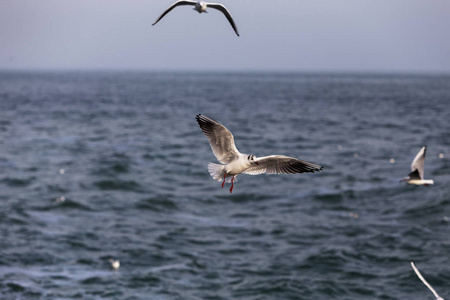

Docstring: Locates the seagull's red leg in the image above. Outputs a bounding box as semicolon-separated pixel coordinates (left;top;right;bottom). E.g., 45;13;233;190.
222;173;227;188
229;176;235;193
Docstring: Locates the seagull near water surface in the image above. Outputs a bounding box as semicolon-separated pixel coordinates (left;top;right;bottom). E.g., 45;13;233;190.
152;1;240;36
196;114;323;193
401;146;434;186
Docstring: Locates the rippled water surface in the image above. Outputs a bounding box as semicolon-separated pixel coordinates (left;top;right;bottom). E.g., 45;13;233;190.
0;71;449;299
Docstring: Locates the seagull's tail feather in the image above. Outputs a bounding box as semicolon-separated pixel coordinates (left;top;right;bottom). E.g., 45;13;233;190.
207;163;235;183
208;163;225;182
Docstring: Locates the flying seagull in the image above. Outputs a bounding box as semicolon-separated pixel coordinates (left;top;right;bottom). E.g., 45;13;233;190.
411;262;444;300
401;146;434;186
196;114;323;193
153;1;240;36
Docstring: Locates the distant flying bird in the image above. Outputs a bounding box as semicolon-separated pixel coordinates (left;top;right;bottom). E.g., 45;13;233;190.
196;114;323;193
411;262;444;300
152;1;240;36
401;146;434;186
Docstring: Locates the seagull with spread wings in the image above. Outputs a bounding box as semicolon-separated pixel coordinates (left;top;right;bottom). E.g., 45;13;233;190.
153;1;240;36
401;146;434;186
196;114;323;193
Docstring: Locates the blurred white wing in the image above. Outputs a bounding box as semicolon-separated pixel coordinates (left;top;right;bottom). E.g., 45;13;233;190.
410;146;427;180
196;114;240;164
411;262;444;300
243;155;323;175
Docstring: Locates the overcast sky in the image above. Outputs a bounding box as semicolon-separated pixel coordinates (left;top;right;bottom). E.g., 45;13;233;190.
1;0;450;73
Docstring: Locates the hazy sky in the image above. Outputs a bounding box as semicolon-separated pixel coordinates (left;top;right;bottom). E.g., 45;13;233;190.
1;0;450;73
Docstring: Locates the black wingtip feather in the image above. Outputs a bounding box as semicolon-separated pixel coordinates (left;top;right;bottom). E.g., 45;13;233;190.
196;114;207;126
196;114;218;127
196;114;222;138
282;160;323;174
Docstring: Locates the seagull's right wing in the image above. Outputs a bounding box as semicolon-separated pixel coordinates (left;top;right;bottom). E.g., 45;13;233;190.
207;3;240;36
152;0;197;26
410;146;427;180
243;155;323;175
411;262;444;300
196;114;240;164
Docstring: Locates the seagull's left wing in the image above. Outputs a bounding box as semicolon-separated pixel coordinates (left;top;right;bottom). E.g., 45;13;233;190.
196;114;241;164
411;146;427;180
152;0;197;26
207;3;240;36
243;155;323;175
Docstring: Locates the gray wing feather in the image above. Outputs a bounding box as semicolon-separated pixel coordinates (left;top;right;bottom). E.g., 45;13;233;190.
153;0;197;26
411;146;426;180
243;155;323;175
207;3;240;36
196;114;240;164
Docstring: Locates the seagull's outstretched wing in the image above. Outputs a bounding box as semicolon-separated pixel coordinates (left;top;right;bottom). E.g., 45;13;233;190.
207;3;240;36
243;155;323;175
152;0;197;26
196;114;240;164
410;146;427;180
411;262;444;300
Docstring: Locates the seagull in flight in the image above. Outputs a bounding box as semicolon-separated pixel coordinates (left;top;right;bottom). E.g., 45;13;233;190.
153;1;240;36
196;114;323;193
401;146;434;186
411;262;444;300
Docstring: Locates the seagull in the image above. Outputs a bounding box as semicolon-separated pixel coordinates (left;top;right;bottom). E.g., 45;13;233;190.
411;262;444;300
401;146;434;186
196;114;323;193
152;1;240;36
109;259;120;270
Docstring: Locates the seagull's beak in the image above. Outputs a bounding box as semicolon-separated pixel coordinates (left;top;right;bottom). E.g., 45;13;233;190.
254;161;259;165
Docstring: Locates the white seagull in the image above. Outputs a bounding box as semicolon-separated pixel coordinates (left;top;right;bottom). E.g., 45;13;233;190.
196;114;323;193
401;146;434;186
411;262;444;300
152;1;240;36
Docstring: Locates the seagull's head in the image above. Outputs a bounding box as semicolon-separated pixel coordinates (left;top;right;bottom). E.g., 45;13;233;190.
195;2;207;13
248;154;259;165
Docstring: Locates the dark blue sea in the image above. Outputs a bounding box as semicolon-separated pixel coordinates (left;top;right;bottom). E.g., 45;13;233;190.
0;71;449;300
